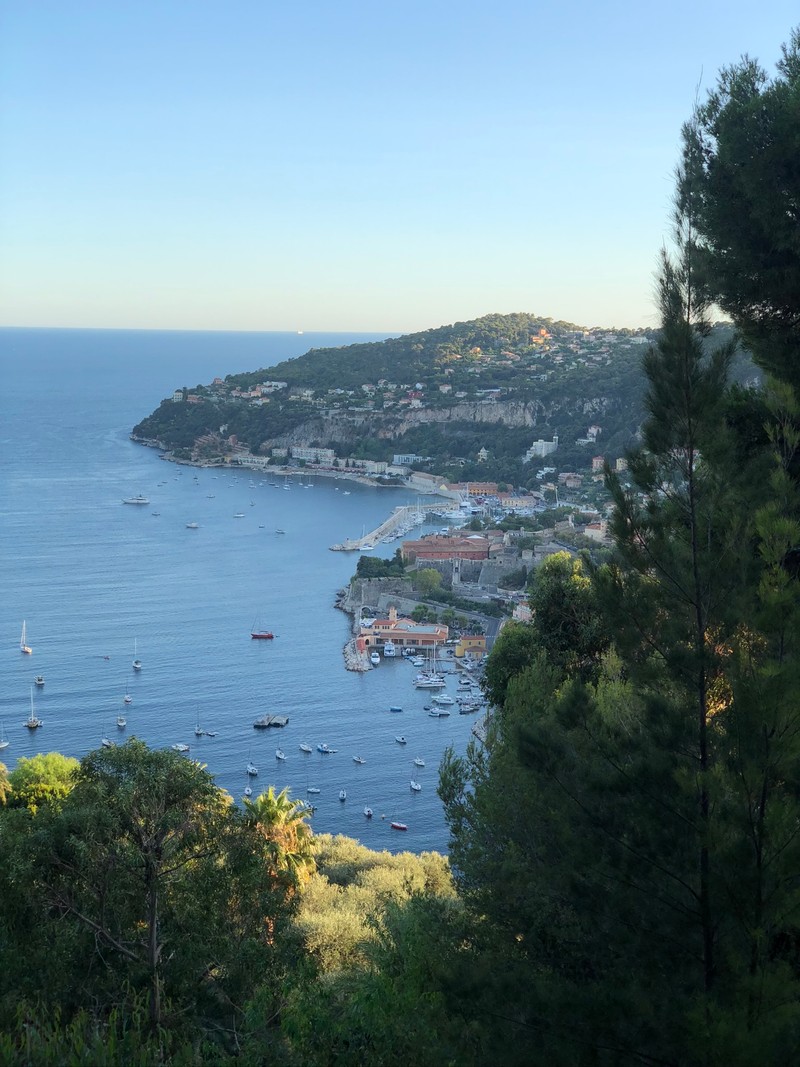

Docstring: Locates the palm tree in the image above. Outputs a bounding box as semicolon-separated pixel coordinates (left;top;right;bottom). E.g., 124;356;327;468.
242;786;315;892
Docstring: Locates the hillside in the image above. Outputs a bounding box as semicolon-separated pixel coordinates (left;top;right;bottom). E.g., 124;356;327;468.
132;313;750;486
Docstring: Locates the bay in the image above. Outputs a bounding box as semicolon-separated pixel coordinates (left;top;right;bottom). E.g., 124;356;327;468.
0;328;477;852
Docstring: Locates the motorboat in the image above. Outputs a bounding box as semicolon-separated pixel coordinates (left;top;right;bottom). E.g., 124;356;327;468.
243;786;252;797
429;708;451;717
246;762;258;776
370;652;381;666
413;757;425;767
185;522;200;529
317;743;336;753
390;822;408;831
364;807;373;818
339;789;347;801
395;736;407;745
383;641;397;657
353;755;366;764
389;705;403;714
122;494;150;505
275;748;286;760
307;786;321;795
34;675;44;687
432;693;455;706
299;742;313;753
172;743;190;752
410;780;422;792
414;674;446;689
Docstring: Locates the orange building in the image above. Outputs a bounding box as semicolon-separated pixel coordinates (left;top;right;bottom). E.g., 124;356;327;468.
402;535;491;563
359;606;448;650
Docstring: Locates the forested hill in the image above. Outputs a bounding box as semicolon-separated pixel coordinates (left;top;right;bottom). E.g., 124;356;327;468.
132;313;753;480
226;312;651;392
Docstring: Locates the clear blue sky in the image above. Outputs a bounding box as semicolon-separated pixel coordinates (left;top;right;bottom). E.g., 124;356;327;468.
1;2;796;333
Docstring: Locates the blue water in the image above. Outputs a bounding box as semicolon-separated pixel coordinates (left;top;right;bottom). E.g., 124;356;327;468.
0;328;476;852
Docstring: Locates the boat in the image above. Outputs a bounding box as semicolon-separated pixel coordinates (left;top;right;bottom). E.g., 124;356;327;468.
243;785;253;797
122;494;150;505
34;675;44;687
194;718;205;737
339;789;347;801
24;688;43;729
299;742;313;753
317;743;336;753
414;673;446;689
364;807;373;818
275;748;286;760
101;736;116;749
395;736;407;745
251;628;275;640
246;762;258;776
185;521;199;529
389;705;403;714
370;652;380;666
410;656;425;667
390;822;408;831
413;757;425;767
172;743;190;752
383;641;397;657
307;786;321;795
132;639;142;671
353;755;366;764
432;693;455;706
0;722;10;750
20;621;32;655
234;512;245;518
429;708;450;717
410;780;422;792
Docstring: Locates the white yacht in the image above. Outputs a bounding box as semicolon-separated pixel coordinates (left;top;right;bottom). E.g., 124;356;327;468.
383;641;397;657
370;651;381;666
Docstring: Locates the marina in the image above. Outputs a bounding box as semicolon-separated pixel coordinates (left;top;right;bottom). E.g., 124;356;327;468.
0;328;484;854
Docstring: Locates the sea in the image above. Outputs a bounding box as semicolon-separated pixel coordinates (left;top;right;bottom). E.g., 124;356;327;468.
0;328;480;854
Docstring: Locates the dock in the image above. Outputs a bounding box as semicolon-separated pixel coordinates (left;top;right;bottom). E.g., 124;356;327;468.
329;501;458;551
252;715;289;729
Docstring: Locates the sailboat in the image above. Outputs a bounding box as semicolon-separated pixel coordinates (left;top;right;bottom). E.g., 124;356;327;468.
132;639;142;671
123;679;132;705
24;688;43;729
20;621;32;655
0;722;9;750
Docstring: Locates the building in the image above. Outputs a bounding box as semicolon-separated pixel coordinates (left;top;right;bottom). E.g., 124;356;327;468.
592;455;605;472
524;435;559;461
359;606;448;650
454;635;487;659
290;446;335;465
402;535;492;563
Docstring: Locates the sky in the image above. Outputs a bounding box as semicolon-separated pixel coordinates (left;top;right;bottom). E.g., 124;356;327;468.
1;1;797;335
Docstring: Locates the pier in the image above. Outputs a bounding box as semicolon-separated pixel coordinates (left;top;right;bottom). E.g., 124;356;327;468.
329;500;458;552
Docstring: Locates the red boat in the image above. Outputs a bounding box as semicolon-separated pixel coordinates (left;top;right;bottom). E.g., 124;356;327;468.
251;631;274;640
390;821;408;831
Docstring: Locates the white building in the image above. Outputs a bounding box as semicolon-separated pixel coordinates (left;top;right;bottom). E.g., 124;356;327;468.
524;435;559;461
